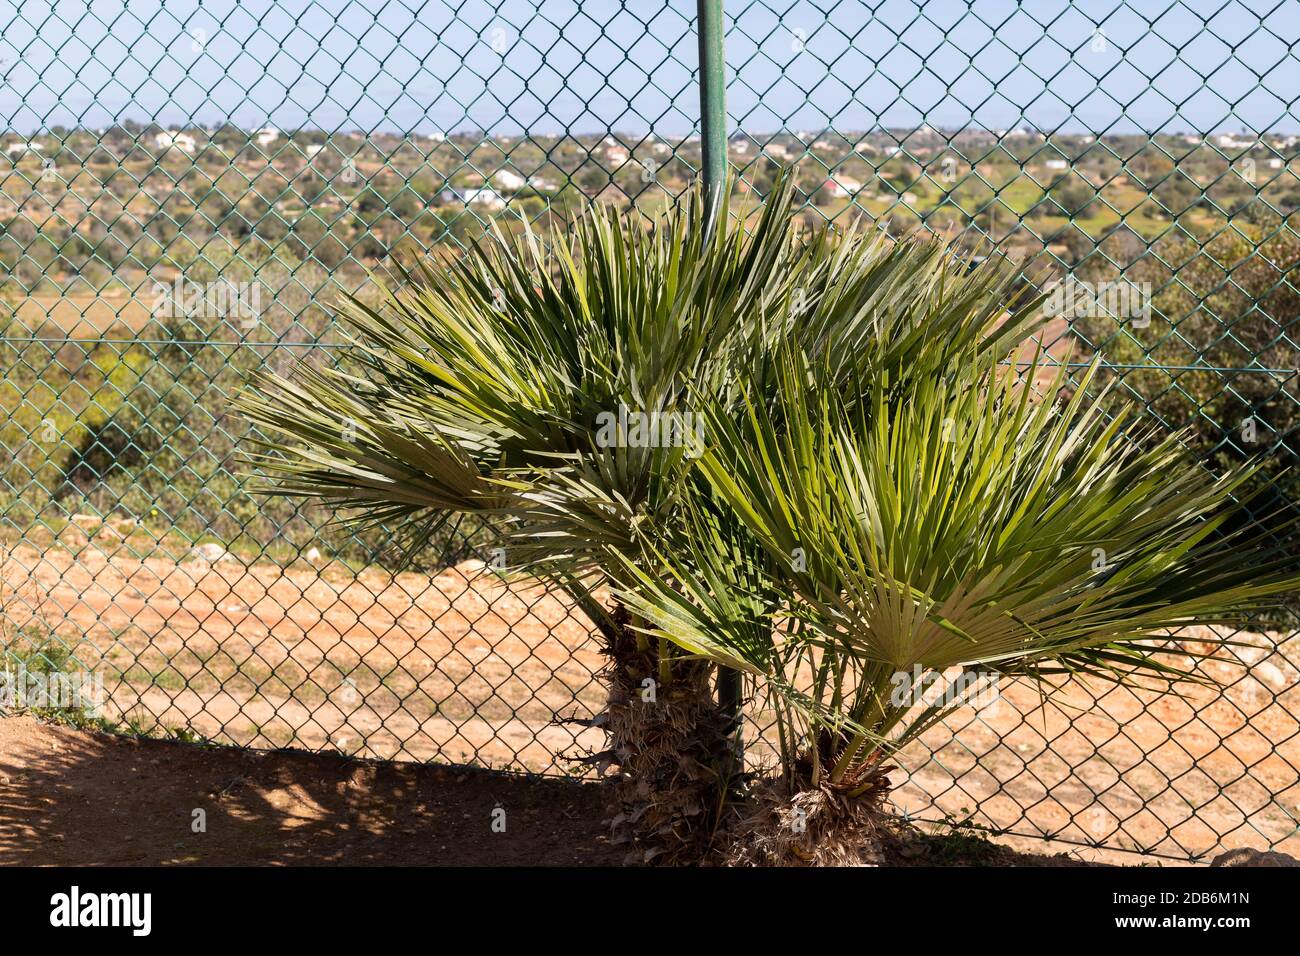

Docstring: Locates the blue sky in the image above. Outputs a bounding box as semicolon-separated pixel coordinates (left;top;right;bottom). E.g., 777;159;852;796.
0;0;1296;136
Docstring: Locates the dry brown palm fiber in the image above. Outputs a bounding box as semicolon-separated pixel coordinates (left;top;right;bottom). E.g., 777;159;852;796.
599;601;743;865
719;757;896;866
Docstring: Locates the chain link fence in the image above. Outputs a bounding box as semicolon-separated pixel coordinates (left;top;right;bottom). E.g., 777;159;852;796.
1;0;1297;861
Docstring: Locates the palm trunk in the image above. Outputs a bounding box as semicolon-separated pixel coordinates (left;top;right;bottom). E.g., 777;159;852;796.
721;728;896;866
600;601;742;865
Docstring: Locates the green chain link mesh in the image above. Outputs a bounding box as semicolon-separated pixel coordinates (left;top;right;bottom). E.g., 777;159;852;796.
0;0;1297;861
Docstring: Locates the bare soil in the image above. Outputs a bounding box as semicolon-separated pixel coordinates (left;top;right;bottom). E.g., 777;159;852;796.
0;713;1099;866
13;294;156;339
2;531;1297;862
1;535;609;772
0;713;621;866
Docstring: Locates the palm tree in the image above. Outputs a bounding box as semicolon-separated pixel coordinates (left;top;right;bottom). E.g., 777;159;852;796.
606;343;1300;863
242;177;1295;864
237;177;1044;862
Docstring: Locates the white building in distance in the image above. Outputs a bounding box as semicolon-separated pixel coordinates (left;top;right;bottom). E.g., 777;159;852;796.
155;130;197;153
492;168;527;191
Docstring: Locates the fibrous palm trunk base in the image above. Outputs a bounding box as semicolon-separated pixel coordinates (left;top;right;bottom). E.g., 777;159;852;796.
601;603;742;865
719;752;896;866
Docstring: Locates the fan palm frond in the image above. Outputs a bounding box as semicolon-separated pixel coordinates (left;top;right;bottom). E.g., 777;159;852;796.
611;344;1299;781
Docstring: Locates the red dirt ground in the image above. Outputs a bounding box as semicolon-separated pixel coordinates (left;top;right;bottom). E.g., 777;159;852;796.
0;713;1107;866
3;530;1297;862
0;713;621;866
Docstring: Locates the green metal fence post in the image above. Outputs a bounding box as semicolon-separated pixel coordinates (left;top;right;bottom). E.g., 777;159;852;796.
697;0;728;219
697;0;743;751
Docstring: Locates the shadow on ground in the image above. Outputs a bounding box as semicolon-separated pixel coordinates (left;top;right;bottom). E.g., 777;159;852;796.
0;714;621;865
1;713;1112;866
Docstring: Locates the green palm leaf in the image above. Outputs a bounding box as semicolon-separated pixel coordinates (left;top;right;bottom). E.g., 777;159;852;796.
610;343;1299;779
